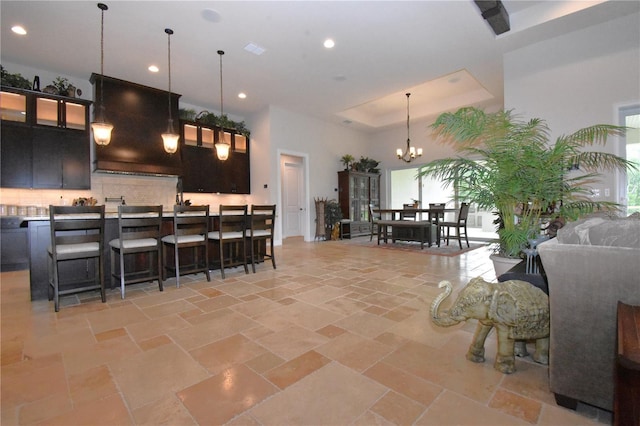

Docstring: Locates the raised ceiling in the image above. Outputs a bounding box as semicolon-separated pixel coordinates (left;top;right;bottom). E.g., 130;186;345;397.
1;1;637;131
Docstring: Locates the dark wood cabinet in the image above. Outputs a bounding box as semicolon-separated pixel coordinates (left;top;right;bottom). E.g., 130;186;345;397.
92;74;182;176
0;86;91;189
180;120;250;194
0;218;29;272
338;171;381;238
32;127;90;189
1;122;32;188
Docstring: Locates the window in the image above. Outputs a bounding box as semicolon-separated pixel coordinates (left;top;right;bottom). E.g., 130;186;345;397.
389;167;497;240
619;105;640;215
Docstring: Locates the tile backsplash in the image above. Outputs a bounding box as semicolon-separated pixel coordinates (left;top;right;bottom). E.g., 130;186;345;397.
0;173;250;213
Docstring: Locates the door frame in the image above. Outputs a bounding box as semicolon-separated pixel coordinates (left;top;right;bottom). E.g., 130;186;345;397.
277;149;311;243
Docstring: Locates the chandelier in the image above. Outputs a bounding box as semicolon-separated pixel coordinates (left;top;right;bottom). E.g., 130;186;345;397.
396;93;422;163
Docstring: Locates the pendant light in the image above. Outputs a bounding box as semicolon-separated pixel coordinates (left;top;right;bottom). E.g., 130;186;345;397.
396;93;423;163
91;2;113;146
214;50;230;161
161;28;179;154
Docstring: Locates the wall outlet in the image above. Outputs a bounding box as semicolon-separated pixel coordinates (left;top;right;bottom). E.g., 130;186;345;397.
604;188;610;197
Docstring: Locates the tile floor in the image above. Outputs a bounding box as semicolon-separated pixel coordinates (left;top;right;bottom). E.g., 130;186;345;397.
1;237;610;425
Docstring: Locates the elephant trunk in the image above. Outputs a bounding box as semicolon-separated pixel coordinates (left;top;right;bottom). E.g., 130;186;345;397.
430;280;461;327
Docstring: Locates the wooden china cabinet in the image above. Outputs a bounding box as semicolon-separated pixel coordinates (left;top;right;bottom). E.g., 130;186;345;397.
337;170;380;238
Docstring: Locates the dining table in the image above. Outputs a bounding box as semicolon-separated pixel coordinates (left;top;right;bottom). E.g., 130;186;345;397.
372;207;458;247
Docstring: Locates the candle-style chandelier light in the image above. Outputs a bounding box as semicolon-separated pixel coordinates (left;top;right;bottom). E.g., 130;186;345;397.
396;93;423;163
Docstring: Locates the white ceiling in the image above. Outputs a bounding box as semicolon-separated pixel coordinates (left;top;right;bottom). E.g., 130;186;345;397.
1;1;637;131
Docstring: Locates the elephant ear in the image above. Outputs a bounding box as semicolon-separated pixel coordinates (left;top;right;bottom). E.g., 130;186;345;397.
488;290;518;326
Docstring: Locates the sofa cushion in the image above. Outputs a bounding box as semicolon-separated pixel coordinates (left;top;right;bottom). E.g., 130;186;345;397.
557;215;640;248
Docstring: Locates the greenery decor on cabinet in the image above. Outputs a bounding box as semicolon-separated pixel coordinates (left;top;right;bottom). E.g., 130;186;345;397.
179;108;250;137
417;107;635;259
0;65;31;89
340;154;355;171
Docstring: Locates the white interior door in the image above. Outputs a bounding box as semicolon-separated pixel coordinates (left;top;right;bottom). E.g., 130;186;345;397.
283;160;304;237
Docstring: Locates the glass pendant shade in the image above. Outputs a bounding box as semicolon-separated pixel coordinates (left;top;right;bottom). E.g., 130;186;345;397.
162;118;179;154
215;139;230;160
91;120;113;146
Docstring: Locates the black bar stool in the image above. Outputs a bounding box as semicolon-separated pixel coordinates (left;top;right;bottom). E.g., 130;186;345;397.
48;205;106;312
109;205;163;298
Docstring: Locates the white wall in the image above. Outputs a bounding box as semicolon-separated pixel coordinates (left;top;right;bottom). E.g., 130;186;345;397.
260;106;370;242
504;12;640;204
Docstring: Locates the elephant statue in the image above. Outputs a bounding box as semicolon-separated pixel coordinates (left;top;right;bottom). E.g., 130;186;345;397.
430;277;550;374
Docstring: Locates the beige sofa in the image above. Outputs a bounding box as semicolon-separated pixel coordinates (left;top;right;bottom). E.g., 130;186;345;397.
538;214;640;412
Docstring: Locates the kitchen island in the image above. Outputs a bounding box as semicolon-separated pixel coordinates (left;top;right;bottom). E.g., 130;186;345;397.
24;211;264;300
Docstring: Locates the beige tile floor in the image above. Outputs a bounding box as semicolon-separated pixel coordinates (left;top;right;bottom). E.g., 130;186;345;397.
1;237;610;425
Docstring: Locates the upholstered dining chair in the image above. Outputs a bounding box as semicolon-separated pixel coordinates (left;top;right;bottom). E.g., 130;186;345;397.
48;205;106;312
208;205;249;279
109;205;163;299
246;204;276;273
440;202;470;249
161;205;210;287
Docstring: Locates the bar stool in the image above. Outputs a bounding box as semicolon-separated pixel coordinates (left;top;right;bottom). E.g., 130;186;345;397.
208;205;249;279
161;205;210;287
247;204;276;273
48;205;106;312
109;205;163;299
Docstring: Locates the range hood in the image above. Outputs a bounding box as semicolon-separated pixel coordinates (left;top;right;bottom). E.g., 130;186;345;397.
91;74;182;176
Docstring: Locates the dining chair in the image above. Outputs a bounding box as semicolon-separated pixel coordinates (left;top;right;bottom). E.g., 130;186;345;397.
161;205;210;287
208;205;249;279
246;204;276;273
109;205;163;299
48;205;106;312
440;202;470;249
368;204;381;241
428;203;446;246
400;203;417;220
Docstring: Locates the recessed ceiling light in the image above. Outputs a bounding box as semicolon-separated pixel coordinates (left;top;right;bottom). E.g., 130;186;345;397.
148;65;159;73
238;93;247;99
244;42;265;56
324;38;335;49
11;25;27;35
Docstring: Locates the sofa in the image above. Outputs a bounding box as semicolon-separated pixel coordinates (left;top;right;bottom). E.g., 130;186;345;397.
537;213;640;412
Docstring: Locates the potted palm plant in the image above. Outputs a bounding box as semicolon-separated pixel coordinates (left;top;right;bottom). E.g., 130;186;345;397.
417;107;634;274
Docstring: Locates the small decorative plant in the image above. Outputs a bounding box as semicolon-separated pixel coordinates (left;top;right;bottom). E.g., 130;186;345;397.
0;65;32;89
353;156;381;173
340;154;355;170
324;199;343;240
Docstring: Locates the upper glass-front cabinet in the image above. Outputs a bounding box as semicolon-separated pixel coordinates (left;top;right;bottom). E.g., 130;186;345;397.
180;120;248;152
0;91;27;122
1;87;89;130
36;97;87;130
